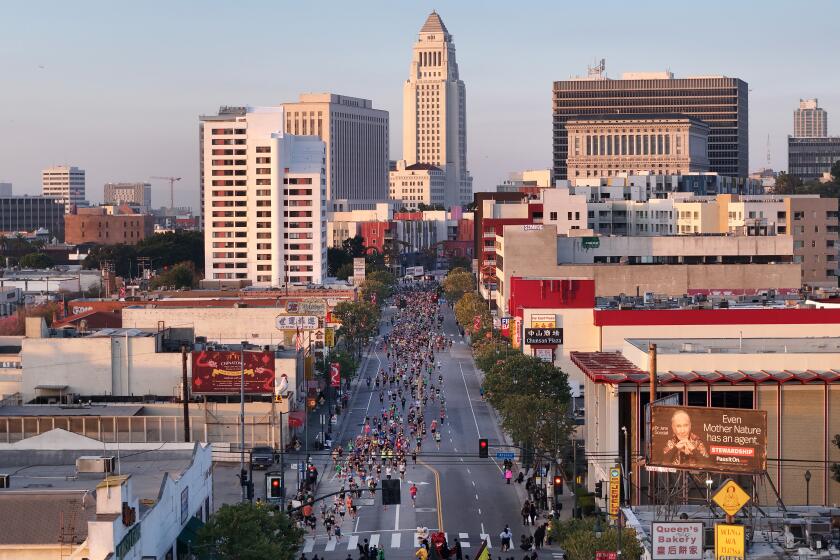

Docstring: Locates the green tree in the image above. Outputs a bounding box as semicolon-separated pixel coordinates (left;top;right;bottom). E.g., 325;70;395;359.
448;255;471;271
149;262;196;289
136;230;205;270
443;270;475;304
341;235;367;258
82;244;138;277
473;339;518;372
832;160;840;184
194;502;303;560
360;279;389;306
483;354;574;463
551;517;642;560
454;292;490;332
318;350;359;382
367;269;396;288
333;300;380;357
335;262;354;281
773;172;803;194
327;247;352;276
18;252;53;269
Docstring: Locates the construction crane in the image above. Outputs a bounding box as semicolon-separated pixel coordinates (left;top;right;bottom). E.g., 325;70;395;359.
150;176;182;209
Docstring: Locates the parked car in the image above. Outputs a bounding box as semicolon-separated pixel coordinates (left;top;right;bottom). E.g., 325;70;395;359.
249;446;275;469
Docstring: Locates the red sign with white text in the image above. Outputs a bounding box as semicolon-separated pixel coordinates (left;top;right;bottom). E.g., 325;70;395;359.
330;362;340;388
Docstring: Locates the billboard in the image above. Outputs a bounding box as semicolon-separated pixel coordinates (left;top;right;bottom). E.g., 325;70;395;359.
649;406;767;474
191;350;276;395
524;328;564;345
651;522;703;560
530;314;556;328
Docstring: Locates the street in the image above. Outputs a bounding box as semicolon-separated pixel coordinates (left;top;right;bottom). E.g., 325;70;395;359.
300;297;544;559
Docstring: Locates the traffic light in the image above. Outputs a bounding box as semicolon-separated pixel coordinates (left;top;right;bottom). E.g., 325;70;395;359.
553;475;564;496
594;481;603;498
268;475;283;499
478;438;489;458
382;478;401;505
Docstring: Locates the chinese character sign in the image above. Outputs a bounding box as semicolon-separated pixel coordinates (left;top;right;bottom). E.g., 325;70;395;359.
275;315;319;330
651;522;703;560
191;350;276;395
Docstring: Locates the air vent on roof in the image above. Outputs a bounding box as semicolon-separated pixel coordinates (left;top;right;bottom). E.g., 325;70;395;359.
76;456;115;474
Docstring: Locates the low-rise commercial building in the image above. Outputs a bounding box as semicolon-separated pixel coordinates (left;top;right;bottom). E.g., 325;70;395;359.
0;429;212;560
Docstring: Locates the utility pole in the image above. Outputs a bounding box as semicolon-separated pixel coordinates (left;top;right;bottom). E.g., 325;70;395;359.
181;345;191;442
240;342;247;502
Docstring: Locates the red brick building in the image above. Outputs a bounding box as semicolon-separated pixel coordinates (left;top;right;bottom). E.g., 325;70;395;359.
65;207;154;245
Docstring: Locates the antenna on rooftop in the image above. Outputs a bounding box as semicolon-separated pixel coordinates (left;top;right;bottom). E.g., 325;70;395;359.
766;134;771;169
587;58;606;79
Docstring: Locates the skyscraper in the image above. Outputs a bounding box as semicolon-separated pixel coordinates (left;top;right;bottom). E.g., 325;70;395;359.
282;93;389;211
41;165;87;212
793;99;828;138
402;11;472;208
553;68;749;180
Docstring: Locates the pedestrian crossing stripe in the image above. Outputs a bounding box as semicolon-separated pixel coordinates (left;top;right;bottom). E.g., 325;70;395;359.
303;532;492;553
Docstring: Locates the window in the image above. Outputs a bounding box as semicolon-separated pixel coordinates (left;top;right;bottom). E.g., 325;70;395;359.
549;212;557;221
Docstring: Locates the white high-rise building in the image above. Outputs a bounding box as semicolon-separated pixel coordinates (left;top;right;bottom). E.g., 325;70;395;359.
202;107;327;287
42;165;86;212
793;99;828;138
402;11;472;208
282;93;389;211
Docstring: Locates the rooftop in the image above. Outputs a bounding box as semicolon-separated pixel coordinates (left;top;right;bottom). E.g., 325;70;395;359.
420;11;449;35
627;337;840;355
0;404;144;417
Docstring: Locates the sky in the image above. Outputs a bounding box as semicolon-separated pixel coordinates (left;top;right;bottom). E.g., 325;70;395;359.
1;0;839;210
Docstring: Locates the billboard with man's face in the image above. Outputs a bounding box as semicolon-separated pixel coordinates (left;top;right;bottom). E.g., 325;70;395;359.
649;405;767;474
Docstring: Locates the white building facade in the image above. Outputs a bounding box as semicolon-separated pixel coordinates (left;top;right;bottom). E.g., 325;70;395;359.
389;160;445;209
202;106;327;287
41;165;86;212
283;93;389;210
402;11;472;208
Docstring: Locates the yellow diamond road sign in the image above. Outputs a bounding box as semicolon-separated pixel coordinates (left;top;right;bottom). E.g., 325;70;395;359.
712;479;750;517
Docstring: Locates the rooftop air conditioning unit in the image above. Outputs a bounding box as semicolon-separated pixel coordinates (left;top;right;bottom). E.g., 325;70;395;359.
76;456;115;474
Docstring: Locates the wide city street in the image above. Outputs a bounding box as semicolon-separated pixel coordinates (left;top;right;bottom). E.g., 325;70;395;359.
300;289;539;559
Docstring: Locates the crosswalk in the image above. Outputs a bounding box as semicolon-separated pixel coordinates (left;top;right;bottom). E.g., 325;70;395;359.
302;532;493;553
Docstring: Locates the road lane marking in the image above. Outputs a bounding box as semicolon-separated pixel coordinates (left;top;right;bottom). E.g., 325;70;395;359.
391;533;401;548
481;523;485;535
472;481;476;487
419;459;444;530
369;534;379;548
355;515;360;533
394;504;400;531
325;537;337;551
478;508;481;515
460;533;470;547
475;494;479;500
348;535;359;551
303;538;315;552
459;361;481;436
480;534;492;548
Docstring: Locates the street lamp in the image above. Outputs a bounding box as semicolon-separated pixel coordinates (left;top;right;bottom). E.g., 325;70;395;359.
705;476;714;505
804;470;812;506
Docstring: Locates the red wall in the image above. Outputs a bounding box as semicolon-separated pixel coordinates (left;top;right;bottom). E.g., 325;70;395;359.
508;277;596;318
359;221;393;254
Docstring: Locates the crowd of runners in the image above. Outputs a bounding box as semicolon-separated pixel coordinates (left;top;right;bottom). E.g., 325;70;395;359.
302;286;452;540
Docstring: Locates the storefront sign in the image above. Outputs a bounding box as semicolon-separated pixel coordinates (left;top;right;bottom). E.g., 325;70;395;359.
530;314;556;329
608;465;621;517
714;524;745;560
523;224;543;231
649;406;767;474
581;237;600;249
324;327;335;347
524;328;563;345
191;350;276;395
651;522;703;560
534;348;553;362
275;315;319;330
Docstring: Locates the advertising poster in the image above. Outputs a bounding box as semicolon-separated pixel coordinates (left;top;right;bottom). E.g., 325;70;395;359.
530;314;556;328
330;362;340;388
651;522;703;560
649;406;767;474
191;350;276;395
512;316;522;349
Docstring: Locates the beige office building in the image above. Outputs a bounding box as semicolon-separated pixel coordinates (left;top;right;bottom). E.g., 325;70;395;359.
388;160;445;209
794;98;828;138
41;165;87;212
566;115;710;178
402;11;472;208
283;93;389;210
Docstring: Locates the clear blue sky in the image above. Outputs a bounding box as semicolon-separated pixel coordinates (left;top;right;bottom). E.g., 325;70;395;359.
2;0;839;209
